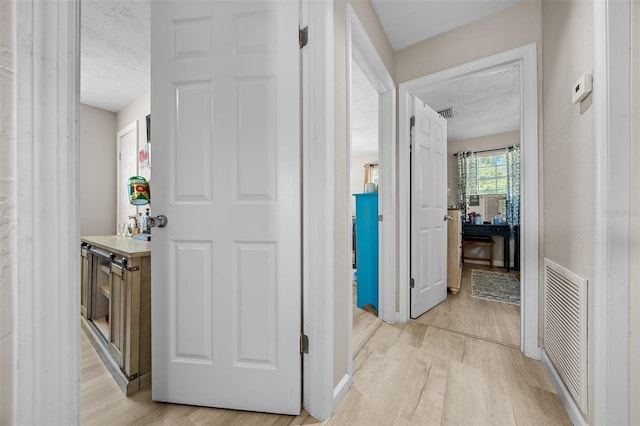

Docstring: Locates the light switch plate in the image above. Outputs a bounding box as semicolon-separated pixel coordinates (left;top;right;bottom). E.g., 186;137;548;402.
572;73;593;104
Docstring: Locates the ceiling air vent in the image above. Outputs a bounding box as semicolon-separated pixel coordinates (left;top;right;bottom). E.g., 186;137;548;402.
437;107;455;119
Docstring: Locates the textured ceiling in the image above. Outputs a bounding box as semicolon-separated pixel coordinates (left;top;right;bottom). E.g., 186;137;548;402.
81;0;150;112
415;64;521;141
80;0;521;140
370;0;524;51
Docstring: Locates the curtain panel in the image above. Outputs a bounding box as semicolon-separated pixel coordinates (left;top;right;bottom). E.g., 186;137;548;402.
456;151;477;218
505;146;521;225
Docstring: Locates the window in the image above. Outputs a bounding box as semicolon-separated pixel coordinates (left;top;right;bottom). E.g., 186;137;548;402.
364;162;379;184
476;153;507;195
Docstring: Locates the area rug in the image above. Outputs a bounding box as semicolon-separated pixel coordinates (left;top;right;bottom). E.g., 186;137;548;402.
471;270;520;305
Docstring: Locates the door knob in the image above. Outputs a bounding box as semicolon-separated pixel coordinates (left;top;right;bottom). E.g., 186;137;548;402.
149;215;168;228
444;215;452;221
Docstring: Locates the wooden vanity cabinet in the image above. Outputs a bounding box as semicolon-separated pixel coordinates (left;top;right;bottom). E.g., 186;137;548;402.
108;261;126;370
80;236;151;396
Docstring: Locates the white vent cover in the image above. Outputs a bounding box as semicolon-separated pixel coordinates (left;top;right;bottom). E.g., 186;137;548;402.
437;107;455;119
544;258;588;415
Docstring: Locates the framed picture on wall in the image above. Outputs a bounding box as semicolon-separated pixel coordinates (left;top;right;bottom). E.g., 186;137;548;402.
139;114;151;169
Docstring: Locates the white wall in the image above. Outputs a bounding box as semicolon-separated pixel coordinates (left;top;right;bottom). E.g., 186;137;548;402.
79;104;117;236
333;0;394;389
0;0;16;422
541;0;594;421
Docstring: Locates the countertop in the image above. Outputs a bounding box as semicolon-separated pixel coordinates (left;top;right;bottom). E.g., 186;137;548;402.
81;235;151;258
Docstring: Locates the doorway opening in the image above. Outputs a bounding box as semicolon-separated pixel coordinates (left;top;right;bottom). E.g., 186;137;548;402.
350;58;380;317
342;4;396;405
398;44;539;359
410;63;523;348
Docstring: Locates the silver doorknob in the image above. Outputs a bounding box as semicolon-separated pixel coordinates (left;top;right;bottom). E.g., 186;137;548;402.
444;215;452;221
149;215;168;228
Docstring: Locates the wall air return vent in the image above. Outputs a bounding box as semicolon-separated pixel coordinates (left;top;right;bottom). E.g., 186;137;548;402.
543;258;588;415
437;107;455;119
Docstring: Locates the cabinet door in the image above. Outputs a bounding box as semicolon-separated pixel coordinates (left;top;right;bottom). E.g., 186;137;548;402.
80;249;90;319
109;262;126;371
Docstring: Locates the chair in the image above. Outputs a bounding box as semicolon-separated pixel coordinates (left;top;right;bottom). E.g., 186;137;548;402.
462;236;495;268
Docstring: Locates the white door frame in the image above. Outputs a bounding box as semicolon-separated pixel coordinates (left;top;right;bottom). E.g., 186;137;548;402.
300;0;336;421
398;43;540;359
592;0;632;424
335;2;396;410
12;1;81;423
345;5;396;326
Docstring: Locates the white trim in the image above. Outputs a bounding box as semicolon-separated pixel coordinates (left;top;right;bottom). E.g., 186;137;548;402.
15;0;80;423
301;0;335;421
540;351;588;426
592;0;631;424
332;373;352;411
345;4;396;325
398;44;540;359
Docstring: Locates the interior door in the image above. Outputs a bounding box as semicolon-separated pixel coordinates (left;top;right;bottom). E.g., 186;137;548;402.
117;121;139;227
151;1;301;415
410;96;448;318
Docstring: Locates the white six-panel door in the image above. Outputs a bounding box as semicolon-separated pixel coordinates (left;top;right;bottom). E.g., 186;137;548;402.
410;96;448;319
151;1;301;414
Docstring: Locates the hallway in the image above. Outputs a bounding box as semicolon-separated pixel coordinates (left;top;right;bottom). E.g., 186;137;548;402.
82;307;570;425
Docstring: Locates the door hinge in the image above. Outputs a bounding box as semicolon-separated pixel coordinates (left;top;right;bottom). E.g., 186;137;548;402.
299;26;308;49
300;334;309;354
119;153;122;160
410;115;415;128
410;278;415;288
378;214;383;222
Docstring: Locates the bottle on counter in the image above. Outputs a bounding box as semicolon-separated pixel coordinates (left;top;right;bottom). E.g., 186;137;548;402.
141;210;148;234
143;208;151;234
133;213;141;234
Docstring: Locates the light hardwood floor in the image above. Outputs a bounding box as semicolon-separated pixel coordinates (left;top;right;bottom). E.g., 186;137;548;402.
82;301;570;425
413;264;521;348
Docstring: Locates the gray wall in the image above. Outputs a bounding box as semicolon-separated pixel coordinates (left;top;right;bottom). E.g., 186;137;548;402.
80;104;117;236
541;0;594;421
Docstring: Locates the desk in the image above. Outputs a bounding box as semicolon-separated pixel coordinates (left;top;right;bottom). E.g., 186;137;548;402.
462;224;512;271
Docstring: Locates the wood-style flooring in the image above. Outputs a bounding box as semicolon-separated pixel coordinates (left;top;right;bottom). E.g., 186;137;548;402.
81;282;570;425
414;264;521;348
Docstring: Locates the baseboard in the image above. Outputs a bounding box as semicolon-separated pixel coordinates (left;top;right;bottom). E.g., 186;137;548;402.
332;373;352;411
540;350;588;426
